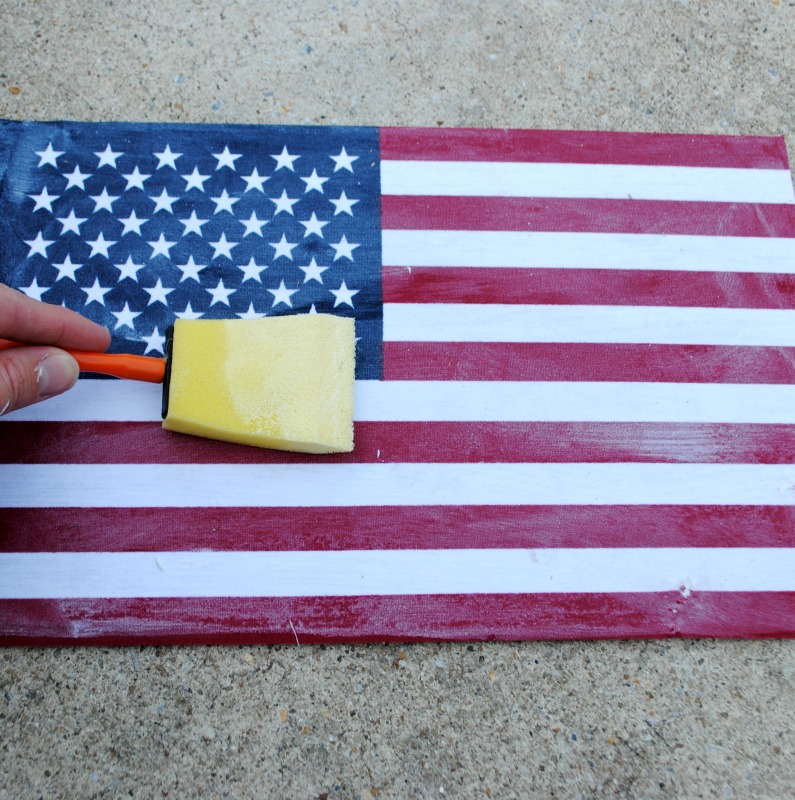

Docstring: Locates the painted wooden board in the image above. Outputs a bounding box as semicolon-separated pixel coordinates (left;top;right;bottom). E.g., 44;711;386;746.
1;120;794;644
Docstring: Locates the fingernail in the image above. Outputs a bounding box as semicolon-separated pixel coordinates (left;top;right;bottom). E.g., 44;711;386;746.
35;353;79;397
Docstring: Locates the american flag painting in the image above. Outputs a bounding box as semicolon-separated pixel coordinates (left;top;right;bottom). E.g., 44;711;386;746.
1;119;795;644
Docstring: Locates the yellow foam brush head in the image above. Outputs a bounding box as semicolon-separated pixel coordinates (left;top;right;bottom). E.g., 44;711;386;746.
163;314;355;453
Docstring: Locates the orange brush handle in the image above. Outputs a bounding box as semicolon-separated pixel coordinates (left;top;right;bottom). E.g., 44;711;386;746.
0;338;166;383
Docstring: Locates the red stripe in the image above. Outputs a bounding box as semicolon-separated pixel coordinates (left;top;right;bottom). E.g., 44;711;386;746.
380;128;790;170
2;592;794;644
0;422;416;466
4;421;795;465
2;505;794;552
384;341;795;385
382;267;795;310
381;196;795;236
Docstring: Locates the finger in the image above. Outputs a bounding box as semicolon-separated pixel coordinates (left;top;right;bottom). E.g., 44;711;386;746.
0;346;79;415
0;284;111;351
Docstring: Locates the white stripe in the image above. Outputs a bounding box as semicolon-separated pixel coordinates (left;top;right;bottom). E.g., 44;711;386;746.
384;304;795;346
382;230;795;273
5;379;795;424
380;160;795;203
361;382;795;424
1;547;793;599
0;379;163;421
4;463;795;508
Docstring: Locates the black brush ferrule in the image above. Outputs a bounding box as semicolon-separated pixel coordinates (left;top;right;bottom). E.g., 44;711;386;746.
161;325;175;419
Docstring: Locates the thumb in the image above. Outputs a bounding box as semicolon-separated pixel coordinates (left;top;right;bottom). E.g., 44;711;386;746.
0;346;80;415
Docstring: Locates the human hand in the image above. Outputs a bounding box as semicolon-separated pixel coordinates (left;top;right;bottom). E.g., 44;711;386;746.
0;283;111;414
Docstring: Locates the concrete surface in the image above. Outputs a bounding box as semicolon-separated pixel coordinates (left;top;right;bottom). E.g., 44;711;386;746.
1;1;794;797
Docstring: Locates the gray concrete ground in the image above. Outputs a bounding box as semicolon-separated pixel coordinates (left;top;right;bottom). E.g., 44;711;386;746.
1;1;794;797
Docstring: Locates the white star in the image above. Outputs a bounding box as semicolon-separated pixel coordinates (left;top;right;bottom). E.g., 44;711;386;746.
331;234;359;261
272;145;298;171
90;188;117;213
182;167;210;192
330;190;358;216
154;144;182;170
178;256;205;282
142;327;166;355
87;233;115;258
331;280;359;308
211;189;235;214
270;234;297;261
237;303;262;320
271;189;298;215
239;257;263;282
331;146;358;172
94;144;122;168
299;212;328;238
119;210;145;236
241;212;265;237
242;168;267;193
29;187;58;212
208;280;234;306
122;166;148;191
210;232;236;260
299;257;328;284
112;302;139;331
267;280;298;308
180;211;206;236
213;145;242;170
178;302;204;320
83;278;109;306
151;189;177;213
116;256;141;281
145;278;171;306
35;142;63;168
64;164;90;190
53;255;80;281
142;235;168;261
24;231;54;258
307;304;318;315
20;278;48;302
301;169;328;194
148;233;176;258
58;210;86;235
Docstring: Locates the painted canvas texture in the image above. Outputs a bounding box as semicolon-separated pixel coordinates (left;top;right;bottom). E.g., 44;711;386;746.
1;120;795;644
